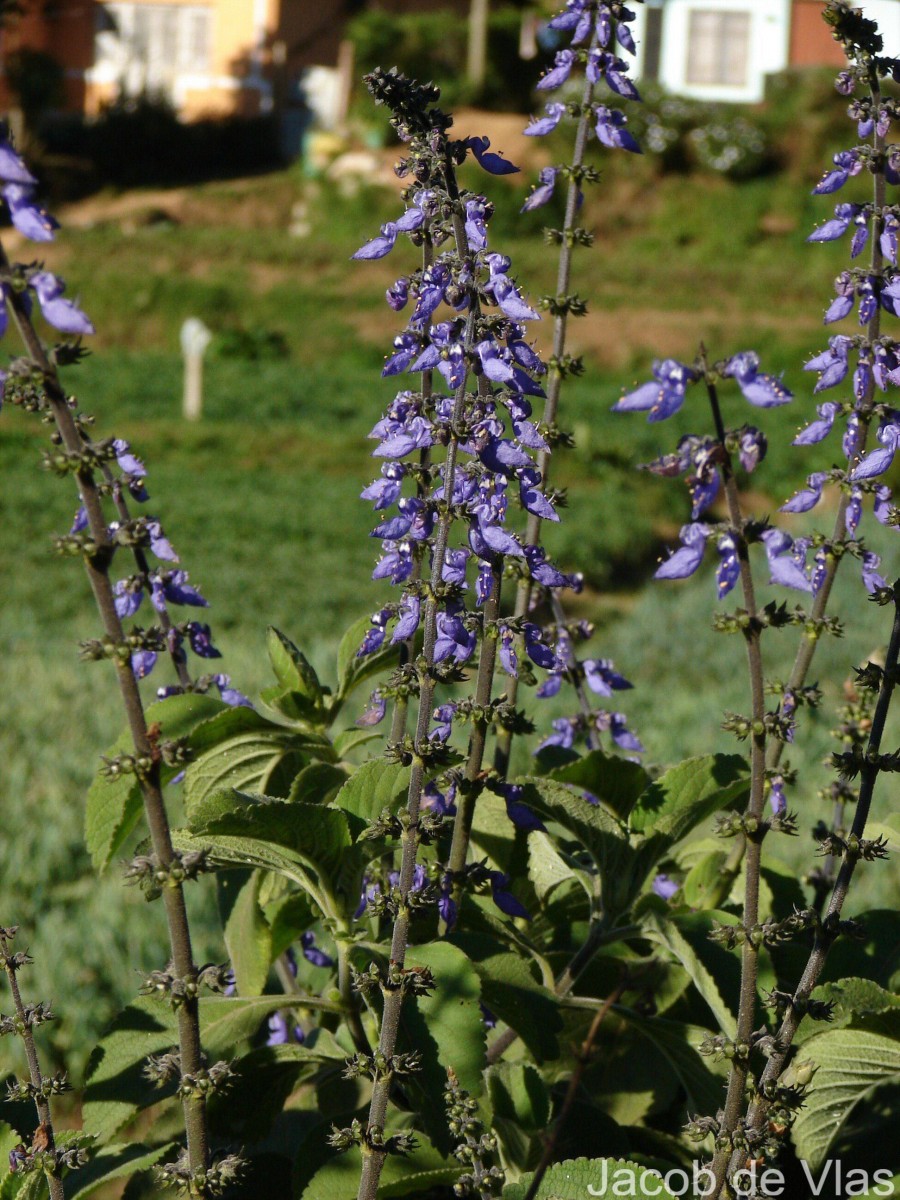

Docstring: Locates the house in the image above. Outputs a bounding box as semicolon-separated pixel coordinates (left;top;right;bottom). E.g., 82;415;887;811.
0;0;95;116
632;0;900;105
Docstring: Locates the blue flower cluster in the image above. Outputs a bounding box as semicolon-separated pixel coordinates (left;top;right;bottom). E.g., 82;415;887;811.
0;131;245;705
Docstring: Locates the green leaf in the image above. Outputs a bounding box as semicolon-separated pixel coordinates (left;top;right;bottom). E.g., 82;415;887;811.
218;870;272;997
792;1028;900;1171
641;913;737;1038
629;754;749;838
302;1139;462;1199
682;850;729;910
267;627;324;703
514;777;638;915
503;1158;679;1198
184;728;332;819
85;693;226;871
487;1062;550;1132
83;993;343;1144
618;1013;726;1116
67;1142;174;1198
548;749;652;821
797;978;900;1042
288;763;348;805
331;760;411;824
528;830;590;905
267;891;316;958
450;934;561;1062
333;727;384;759
335;613;400;702
190;791;355;880
400;942;486;1098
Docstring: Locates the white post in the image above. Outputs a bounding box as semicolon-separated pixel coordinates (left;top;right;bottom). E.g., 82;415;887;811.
180;318;212;422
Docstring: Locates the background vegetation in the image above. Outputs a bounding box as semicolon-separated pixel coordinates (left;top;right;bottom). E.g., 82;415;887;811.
3;68;899;1083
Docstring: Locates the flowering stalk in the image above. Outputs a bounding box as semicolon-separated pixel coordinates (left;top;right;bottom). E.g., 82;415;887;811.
349;67;571;1194
731;585;900;1171
0;928;82;1199
495;0;643;776
0;139;244;1182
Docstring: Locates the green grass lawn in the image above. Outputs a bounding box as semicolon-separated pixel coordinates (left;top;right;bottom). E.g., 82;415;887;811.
3;148;900;1075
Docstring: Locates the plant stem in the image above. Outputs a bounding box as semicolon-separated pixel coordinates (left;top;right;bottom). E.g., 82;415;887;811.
732;585;900;1179
0;932;65;1200
704;374;768;1195
1;250;210;1174
494;46;599;778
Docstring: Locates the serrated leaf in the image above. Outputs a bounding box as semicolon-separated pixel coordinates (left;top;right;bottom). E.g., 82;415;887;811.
629;754;748;838
219;870;272;996
190;791;355;879
548;749;652;821
184;729;333;819
267;628;324;702
792;1028;900;1170
331;760;411;824
301;1138;462;1199
335;613;400;703
503;1158;679;1198
67;1141;174;1197
642;913;737;1038
85;693;226;871
797;978;900;1042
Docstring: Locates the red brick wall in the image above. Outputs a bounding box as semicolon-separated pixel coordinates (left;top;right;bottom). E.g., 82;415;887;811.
790;0;847;68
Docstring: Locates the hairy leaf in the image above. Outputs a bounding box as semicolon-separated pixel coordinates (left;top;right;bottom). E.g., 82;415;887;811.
503;1157;679;1198
218;869;272;996
335;612;400;703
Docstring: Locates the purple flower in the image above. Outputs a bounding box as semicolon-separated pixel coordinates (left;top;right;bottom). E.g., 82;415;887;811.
594;105;641;154
392;593;421;643
464;136;519;175
861;550;887;593
738;427;767;473
361;463;406;510
434;608;477;663
131;649;158;679
587;51;640;100
538;48;577;90
807;202;860;244
793;400;841;445
716;533;741;598
584;658;632;695
524;103;566;137
761;530;812;593
804;337;852;394
769;776;787;818
813;149;861;195
358;608;391;656
146;520;178;562
464;198;490;250
301;931;334;968
357;689;387;727
652;873;679;901
29;271;94;335
522;166;562;213
0;139;36;185
431;702;457;742
602;711;644;753
654;523;709;581
484;257;540;322
211;674;251;707
424;780;457;817
723;352;792;408
523;623;556;669
613;359;698;421
3;182;57;242
850;423;900;480
186;622;221;658
489;872;530;919
781;471;828;514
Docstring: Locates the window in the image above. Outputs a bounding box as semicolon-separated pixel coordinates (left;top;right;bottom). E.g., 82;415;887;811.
685;9;751;87
94;3;212;75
